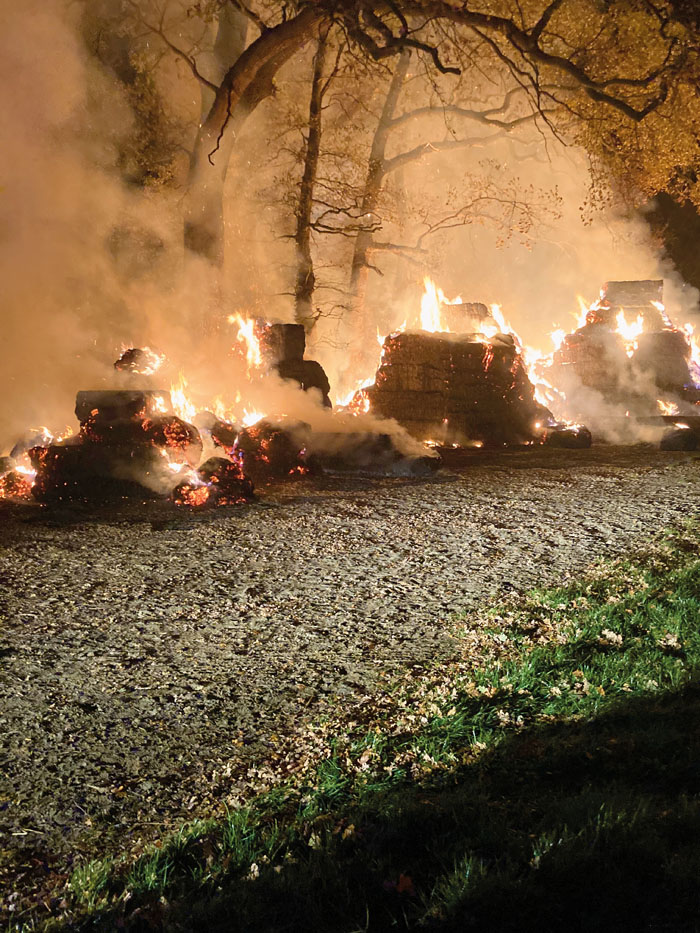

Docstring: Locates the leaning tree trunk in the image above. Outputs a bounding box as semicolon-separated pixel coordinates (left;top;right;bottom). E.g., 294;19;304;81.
294;30;329;331
184;6;324;269
347;51;410;367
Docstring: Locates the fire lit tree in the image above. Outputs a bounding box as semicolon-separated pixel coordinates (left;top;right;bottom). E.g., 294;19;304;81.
272;42;562;359
101;0;698;331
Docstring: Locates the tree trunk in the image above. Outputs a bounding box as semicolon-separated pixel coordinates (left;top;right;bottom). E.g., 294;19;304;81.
294;29;329;331
347;51;410;365
184;5;325;267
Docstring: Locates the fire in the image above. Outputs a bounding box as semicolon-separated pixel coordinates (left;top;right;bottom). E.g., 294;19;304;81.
242;409;264;428
234;316;263;371
336;376;374;408
651;300;674;328
682;323;700;386
575;295;590;329
418;277;463;333
657;399;680;415
550;329;566;351
614;310;644;356
170;373;197;423
420;277;446;332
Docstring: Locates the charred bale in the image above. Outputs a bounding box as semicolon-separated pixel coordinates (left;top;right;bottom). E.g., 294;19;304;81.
28;445;161;503
602;280;663;309
660;427;698;450
141;416;203;467
439;302;491;333
303;431;433;475
75;390;171;425
235;420;307;481
197;456;254;503
553;326;630;396
209;418;239;453
543;423;593;449
259;323;306;365
276;359;332;407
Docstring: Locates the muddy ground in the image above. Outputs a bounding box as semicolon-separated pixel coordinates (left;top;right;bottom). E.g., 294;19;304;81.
1;445;699;909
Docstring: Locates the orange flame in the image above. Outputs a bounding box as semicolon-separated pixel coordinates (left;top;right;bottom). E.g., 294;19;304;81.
170;373;197;424
657;399;680;415
614;310;644;357
233;316;263;371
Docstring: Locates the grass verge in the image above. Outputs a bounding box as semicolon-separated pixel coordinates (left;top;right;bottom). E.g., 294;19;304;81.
13;523;700;931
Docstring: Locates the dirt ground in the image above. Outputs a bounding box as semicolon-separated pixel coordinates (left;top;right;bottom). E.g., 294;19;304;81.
1;444;699;906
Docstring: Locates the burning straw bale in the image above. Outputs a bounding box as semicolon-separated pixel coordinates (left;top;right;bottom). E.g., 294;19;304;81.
141;415;203;467
359;330;551;447
551;280;700;414
0;469;33;499
27;386;207;503
171;456;254;507
235;419;309;481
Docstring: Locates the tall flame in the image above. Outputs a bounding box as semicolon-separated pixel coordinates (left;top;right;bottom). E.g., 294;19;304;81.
420;277;445;332
233;316;263;371
171;373;197;423
614;310;644;357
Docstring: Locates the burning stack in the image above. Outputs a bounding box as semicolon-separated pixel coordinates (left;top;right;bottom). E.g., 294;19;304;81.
8;349;258;506
357;330;551;447
349;281;584;448
552;280;699;410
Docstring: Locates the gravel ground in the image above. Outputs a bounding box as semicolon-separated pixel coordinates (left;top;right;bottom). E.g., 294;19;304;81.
1;445;699;894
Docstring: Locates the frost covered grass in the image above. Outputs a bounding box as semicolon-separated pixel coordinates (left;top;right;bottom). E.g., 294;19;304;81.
19;523;700;931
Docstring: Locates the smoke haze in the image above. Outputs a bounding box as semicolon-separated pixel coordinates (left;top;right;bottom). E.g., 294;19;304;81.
1;1;698;453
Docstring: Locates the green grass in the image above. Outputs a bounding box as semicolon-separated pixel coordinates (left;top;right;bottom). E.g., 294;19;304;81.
15;523;700;931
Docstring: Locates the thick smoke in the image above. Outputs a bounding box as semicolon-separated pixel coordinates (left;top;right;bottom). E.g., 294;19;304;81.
2;2;697;456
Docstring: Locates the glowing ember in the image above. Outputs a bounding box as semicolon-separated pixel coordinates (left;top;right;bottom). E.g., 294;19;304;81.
115;346;165;375
0;467;35;499
173;483;211;507
348;389;371;415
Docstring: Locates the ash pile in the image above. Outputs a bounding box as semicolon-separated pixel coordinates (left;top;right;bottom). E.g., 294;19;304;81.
352;302;587;448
